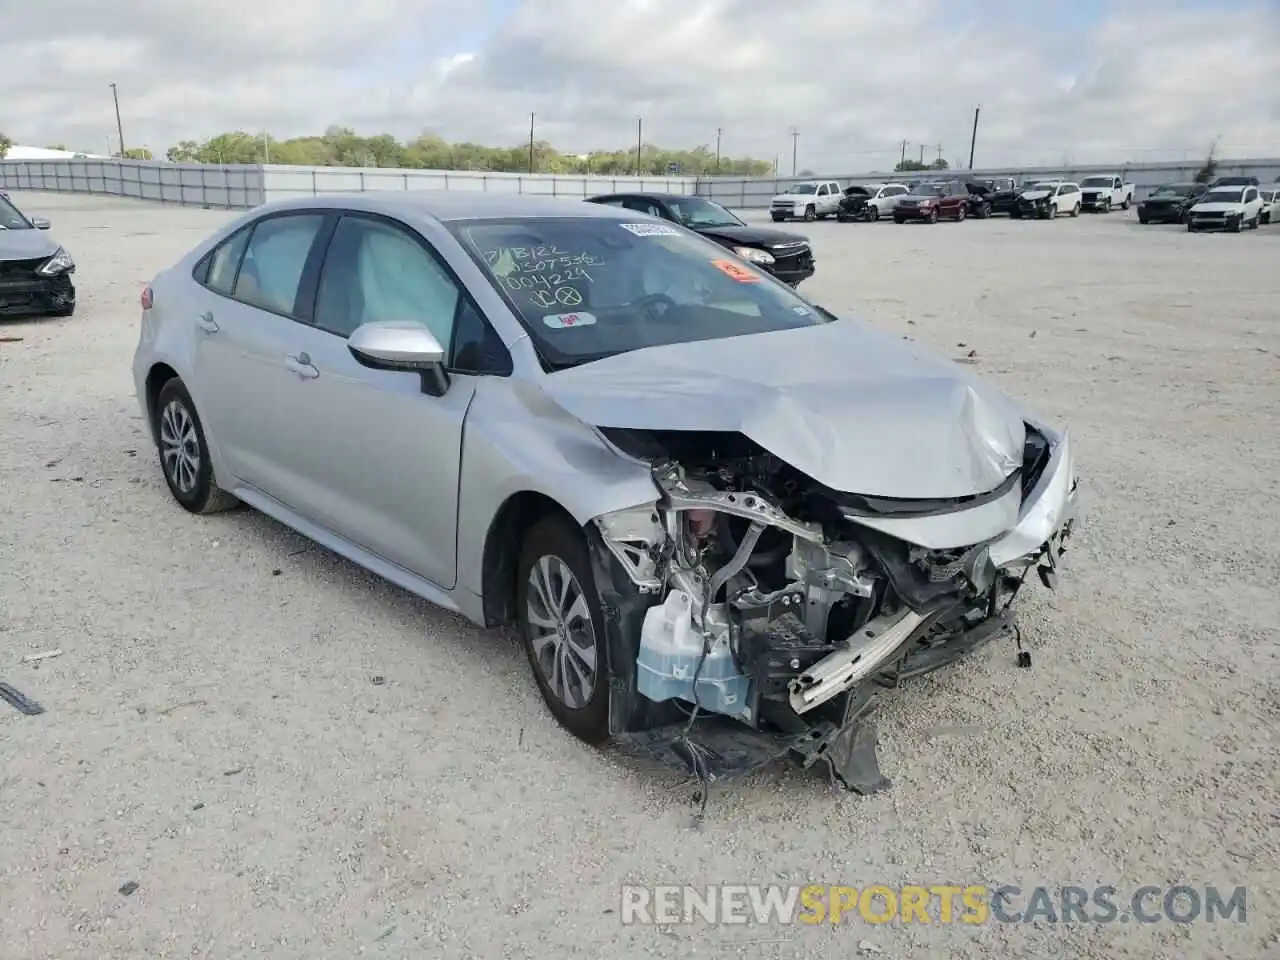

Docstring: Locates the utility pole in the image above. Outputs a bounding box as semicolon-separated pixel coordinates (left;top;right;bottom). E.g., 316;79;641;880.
789;127;799;176
528;113;535;173
109;82;125;158
715;127;722;172
264;128;270;163
918;143;924;165
900;140;907;168
936;143;943;162
635;117;643;176
968;104;981;169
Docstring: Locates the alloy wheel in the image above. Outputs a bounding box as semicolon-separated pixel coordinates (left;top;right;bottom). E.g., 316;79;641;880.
525;554;598;709
159;399;201;495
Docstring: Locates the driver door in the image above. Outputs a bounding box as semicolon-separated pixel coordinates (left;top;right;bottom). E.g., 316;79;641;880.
269;213;485;589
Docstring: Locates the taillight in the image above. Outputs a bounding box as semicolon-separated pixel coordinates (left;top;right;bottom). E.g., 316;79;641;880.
140;286;153;310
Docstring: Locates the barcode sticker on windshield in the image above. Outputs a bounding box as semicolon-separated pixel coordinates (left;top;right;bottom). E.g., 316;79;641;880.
543;312;598;329
619;223;681;237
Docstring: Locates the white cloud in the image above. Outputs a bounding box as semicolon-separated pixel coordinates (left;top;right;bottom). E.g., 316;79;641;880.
2;0;1277;169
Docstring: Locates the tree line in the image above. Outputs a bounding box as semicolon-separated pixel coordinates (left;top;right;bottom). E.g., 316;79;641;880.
4;126;775;175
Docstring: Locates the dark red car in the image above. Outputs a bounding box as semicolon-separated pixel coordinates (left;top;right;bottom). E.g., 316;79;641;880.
893;180;971;223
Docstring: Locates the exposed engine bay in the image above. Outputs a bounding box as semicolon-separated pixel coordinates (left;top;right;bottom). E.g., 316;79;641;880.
590;426;1076;795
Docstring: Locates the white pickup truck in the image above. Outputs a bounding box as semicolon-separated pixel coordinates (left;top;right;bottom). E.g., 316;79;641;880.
769;180;843;222
1078;175;1135;213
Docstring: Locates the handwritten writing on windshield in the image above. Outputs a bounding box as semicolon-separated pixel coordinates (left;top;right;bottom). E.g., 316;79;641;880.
483;245;604;290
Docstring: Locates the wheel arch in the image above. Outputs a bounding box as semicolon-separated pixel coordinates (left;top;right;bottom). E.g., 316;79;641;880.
145;362;182;441
480;491;580;628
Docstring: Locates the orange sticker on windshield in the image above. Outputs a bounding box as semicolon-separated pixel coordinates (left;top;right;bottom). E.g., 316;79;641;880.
710;258;762;282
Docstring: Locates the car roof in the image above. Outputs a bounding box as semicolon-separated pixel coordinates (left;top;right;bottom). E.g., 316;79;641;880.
247;191;638;224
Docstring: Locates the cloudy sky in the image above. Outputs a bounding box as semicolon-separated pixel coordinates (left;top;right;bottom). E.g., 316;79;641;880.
2;0;1277;171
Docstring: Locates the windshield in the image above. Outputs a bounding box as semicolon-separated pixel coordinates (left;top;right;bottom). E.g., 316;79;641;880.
0;195;34;230
916;183;947;196
1201;190;1244;204
1080;177;1114;187
782;183;819;195
662;196;744;229
454;217;828;369
1152;184;1192;196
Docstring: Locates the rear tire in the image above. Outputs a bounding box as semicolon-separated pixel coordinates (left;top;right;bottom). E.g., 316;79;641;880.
153;378;240;515
1069;203;1080;218
516;515;611;744
1121;196;1131;210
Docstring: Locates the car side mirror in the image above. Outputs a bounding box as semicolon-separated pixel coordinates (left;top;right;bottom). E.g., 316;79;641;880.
348;321;450;396
31;217;51;229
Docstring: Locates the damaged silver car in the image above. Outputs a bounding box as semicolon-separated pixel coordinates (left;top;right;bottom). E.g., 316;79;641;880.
133;193;1078;793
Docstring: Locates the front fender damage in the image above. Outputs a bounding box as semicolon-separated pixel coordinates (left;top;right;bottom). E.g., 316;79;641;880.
586;426;1080;800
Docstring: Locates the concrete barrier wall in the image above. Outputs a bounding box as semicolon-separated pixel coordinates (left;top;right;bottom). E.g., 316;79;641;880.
698;158;1280;209
5;156;1278;211
0;159;265;208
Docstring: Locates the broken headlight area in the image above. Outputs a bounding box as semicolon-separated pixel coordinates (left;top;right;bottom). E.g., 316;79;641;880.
592;427;1074;797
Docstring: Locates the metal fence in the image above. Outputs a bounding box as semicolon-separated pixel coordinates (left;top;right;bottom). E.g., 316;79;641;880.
0;159;265;208
0;158;699;209
4;156;1278;211
260;164;699;201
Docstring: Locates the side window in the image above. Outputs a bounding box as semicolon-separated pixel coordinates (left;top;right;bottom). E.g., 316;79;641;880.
313;215;459;349
594;198;627;207
233;214;326;317
200;226;252;296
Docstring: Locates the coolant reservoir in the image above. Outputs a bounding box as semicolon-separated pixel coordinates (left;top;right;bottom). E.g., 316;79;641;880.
636;589;751;719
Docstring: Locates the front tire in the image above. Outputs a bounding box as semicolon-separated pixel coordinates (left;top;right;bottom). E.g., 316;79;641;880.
1138;213;1149;224
771;214;785;223
956;206;967;221
867;205;880;222
153;378;239;514
516;515;611;744
927;209;939;223
803;204;816;222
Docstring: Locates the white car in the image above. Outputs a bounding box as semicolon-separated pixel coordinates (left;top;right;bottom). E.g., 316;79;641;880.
857;183;911;221
769;181;843;222
1257;188;1277;225
1013;181;1082;219
1186;185;1265;232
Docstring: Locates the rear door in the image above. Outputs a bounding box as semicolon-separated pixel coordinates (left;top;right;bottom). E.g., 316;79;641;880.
189;212;330;492
262;212;500;588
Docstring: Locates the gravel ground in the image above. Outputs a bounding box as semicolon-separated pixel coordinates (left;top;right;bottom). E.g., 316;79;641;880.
2;193;1278;960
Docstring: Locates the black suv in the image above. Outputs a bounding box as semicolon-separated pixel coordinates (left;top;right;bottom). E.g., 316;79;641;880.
584;193;815;287
1137;183;1208;224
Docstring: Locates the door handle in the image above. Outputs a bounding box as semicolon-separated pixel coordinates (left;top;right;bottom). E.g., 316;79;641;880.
284;353;319;379
196;312;219;333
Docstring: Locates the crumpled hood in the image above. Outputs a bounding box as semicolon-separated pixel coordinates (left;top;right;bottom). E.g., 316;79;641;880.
0;228;59;261
541;320;1028;500
1020;190;1053;201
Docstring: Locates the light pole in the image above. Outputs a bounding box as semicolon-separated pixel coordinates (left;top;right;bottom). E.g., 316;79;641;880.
528;112;535;174
635;117;643;176
715;127;722;172
789;127;799;176
109;82;125;158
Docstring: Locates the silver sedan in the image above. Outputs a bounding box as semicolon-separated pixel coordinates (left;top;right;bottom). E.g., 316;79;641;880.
133;192;1078;792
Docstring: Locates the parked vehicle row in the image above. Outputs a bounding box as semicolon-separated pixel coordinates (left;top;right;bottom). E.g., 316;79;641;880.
769;173;1277;234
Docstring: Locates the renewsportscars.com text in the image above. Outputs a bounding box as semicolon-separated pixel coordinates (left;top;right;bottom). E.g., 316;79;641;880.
619;884;1247;926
